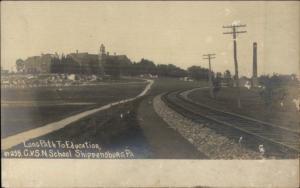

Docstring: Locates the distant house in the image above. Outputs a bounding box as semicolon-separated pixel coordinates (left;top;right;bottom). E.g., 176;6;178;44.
239;76;252;88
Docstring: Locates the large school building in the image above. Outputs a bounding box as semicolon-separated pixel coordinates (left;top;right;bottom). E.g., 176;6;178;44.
16;44;131;75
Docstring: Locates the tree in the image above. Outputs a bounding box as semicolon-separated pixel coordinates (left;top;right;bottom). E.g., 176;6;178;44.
103;57;121;79
157;64;187;77
137;58;157;75
119;58;132;76
259;74;287;110
16;59;25;73
223;69;233;86
187;66;210;80
212;72;222;98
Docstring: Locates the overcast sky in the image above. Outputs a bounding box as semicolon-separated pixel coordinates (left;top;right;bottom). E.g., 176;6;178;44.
1;1;299;76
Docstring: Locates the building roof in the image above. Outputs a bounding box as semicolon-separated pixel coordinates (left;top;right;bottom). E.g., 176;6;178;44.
67;53;98;64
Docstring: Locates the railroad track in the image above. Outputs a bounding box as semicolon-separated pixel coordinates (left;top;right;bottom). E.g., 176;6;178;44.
162;90;300;157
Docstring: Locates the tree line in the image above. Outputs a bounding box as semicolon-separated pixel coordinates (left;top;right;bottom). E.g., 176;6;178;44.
49;56;225;80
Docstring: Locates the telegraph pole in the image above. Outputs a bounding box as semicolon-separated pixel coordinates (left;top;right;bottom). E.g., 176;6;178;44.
223;23;247;108
203;53;216;98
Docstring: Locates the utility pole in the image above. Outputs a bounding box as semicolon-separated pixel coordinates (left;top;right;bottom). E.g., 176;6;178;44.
203;53;216;98
223;23;247;108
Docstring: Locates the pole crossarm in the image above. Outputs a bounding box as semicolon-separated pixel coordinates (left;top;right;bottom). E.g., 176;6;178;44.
223;31;246;34
203;55;216;57
223;24;247;39
203;54;216;60
223;24;247;28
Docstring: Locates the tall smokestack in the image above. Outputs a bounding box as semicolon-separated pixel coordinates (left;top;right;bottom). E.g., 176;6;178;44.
252;42;258;87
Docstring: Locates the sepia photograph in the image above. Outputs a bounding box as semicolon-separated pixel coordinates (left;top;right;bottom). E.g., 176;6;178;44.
1;1;299;187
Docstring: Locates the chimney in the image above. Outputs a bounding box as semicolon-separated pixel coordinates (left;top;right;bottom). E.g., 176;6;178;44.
252;42;258;87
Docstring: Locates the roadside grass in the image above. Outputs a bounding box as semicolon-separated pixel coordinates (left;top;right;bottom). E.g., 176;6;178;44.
62;99;140;143
188;86;300;131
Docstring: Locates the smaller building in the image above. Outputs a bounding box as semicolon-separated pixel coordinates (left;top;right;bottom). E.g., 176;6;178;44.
1;67;9;75
16;53;58;73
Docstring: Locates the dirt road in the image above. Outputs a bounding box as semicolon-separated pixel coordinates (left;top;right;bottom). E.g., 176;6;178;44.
137;95;207;159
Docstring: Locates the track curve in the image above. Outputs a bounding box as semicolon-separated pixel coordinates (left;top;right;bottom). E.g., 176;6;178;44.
162;90;299;158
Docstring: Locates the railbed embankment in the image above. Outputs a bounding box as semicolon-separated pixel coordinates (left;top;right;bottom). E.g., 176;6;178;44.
153;94;262;159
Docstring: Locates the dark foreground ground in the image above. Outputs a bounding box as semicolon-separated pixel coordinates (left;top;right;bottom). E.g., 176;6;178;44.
2;78;208;159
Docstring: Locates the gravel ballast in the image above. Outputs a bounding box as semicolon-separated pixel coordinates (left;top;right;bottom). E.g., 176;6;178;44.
153;94;263;159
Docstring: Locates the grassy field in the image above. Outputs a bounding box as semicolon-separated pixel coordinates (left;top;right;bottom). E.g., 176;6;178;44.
1;82;146;102
1;81;147;138
2;77;204;138
2;78;208;158
188;86;300;132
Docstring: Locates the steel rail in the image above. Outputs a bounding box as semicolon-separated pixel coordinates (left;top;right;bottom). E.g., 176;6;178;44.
162;90;300;155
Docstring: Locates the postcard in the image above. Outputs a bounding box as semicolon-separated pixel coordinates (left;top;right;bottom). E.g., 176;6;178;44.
1;1;299;187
